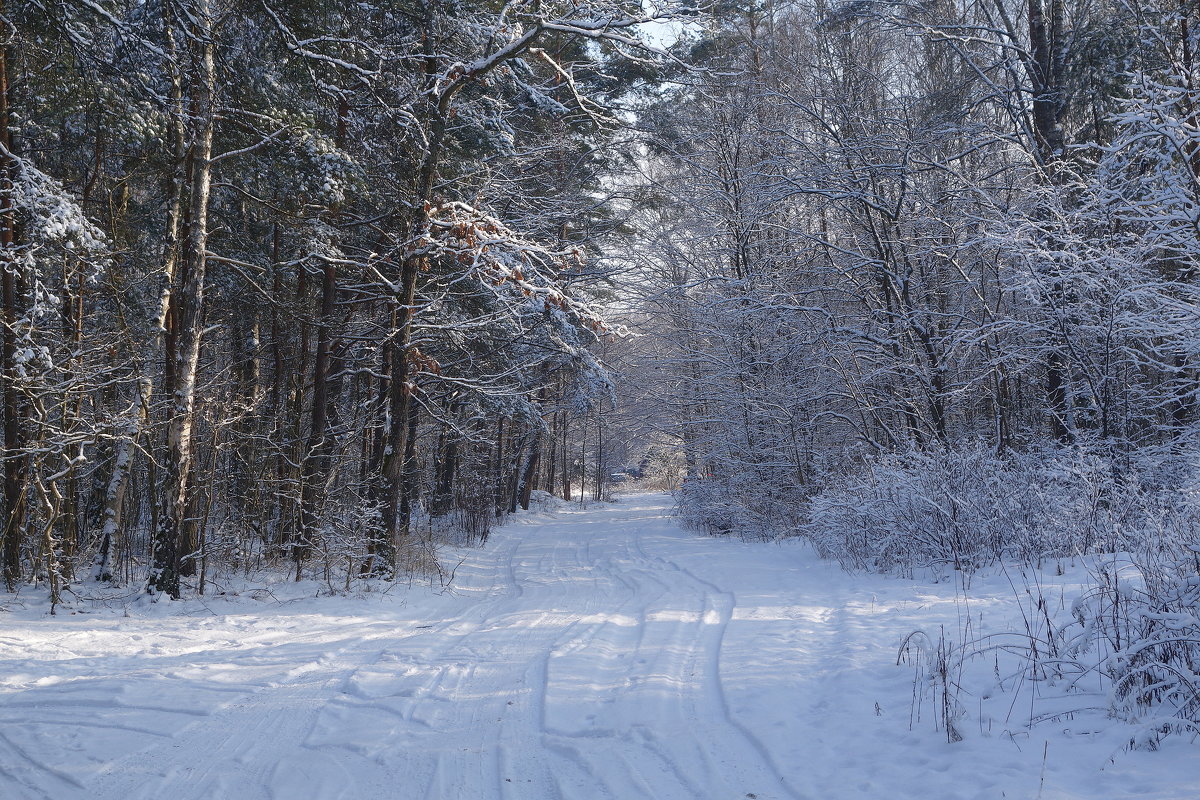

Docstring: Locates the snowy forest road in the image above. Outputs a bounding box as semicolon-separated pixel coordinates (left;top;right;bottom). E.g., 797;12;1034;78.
4;494;1194;799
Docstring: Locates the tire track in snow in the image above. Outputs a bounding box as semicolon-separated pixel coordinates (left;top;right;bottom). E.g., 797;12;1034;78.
0;725;87;800
363;512;613;800
673;559;806;800
521;502;803;800
24;495;839;800
86;637;392;800
659;525;869;800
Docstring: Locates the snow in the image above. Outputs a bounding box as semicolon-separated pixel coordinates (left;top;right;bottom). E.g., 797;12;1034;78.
2;494;1197;799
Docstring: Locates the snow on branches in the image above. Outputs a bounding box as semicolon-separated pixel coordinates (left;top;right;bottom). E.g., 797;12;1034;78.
2;146;106;265
416;200;616;337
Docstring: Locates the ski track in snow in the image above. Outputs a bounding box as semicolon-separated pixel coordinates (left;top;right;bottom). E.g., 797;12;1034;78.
2;493;1198;799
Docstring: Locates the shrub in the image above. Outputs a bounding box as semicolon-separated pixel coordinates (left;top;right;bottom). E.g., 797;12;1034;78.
803;445;1150;575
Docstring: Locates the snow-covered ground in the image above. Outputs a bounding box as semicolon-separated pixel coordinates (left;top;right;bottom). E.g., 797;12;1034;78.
2;493;1197;799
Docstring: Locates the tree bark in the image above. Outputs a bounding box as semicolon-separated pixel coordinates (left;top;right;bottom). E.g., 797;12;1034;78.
97;378;151;582
152;1;216;597
517;427;541;511
0;13;23;591
298;258;337;573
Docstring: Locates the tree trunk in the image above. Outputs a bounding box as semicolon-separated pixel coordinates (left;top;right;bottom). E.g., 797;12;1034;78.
152;2;216;597
1027;0;1065;167
0;12;22;591
1027;0;1073;440
543;411;558;499
298;258;337;574
379;269;414;563
432;411;459;516
399;392;420;528
97;378;152;582
491;417;507;516
561;412;572;502
517;427;541;511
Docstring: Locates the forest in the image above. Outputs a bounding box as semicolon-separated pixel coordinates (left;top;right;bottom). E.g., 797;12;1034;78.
0;0;669;601
2;0;1200;780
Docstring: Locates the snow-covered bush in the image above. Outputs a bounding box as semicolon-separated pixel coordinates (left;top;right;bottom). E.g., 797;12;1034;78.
526;489;566;513
803;445;1165;575
676;472;807;541
1067;539;1200;746
842;445;1200;745
937;527;1200;748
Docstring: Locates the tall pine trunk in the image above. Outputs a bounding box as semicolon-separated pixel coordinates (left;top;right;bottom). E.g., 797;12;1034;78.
298;259;337;574
0;12;23;591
